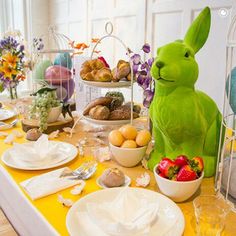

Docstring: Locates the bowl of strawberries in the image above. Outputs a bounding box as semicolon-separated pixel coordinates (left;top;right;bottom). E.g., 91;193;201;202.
153;155;204;202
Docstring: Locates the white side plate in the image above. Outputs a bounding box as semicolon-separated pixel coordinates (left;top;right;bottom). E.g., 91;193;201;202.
2;141;78;170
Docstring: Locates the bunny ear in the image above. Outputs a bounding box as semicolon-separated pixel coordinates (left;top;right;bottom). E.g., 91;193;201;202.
184;7;211;53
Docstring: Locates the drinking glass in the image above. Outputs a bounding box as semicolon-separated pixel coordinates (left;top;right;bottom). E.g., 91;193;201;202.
193;195;231;236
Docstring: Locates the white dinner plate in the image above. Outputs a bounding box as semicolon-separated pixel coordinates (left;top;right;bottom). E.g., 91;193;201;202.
81;80;131;88
66;187;185;236
0;109;17;121
96;175;131;189
1;141;78;170
82;115;132;125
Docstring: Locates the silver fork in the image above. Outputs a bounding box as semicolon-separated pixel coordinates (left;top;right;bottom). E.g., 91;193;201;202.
68;164;97;180
60;161;97;178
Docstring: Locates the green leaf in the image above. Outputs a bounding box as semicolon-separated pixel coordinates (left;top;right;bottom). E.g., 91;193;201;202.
0;82;4;93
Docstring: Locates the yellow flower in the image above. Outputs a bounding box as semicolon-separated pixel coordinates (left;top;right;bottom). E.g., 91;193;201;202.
0;61;18;78
2;53;19;68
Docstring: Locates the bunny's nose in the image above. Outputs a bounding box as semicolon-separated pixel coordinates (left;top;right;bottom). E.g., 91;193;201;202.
156;61;164;68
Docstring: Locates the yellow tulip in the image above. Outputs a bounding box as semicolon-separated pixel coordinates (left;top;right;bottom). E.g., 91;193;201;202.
2;53;19;68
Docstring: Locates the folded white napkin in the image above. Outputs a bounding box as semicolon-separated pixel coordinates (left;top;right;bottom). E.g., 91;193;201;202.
77;188;159;236
21;167;84;200
9;134;63;168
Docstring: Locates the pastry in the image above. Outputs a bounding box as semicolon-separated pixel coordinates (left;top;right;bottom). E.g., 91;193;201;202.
112;60;131;81
95;67;112;82
80;59;104;81
100;168;125;187
89;105;110;120
83;97;113;115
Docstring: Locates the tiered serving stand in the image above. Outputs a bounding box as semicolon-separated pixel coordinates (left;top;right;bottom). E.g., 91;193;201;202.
80;22;135;126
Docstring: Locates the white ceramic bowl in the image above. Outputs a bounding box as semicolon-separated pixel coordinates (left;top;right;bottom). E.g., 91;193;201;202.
47;105;62;123
109;143;147;167
153;164;204;202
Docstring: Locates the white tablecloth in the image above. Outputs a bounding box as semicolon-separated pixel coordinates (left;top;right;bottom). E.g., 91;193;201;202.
0;165;59;236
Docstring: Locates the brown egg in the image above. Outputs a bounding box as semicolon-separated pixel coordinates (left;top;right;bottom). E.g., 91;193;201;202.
108;130;124;147
121;140;137;148
119;124;137;140
136;130;152;146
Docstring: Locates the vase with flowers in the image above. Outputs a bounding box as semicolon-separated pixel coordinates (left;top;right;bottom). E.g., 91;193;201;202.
0;30;28;100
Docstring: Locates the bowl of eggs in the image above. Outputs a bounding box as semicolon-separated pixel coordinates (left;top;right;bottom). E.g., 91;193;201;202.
108;125;151;167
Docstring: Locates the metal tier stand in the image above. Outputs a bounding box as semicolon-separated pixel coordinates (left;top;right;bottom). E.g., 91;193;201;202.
87;22;135;125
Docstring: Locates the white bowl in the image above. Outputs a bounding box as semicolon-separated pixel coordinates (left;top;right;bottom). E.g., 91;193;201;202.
109;143;147;167
154;164;204;202
47;105;62;123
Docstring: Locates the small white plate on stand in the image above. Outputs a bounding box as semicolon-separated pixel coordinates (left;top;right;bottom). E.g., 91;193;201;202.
82;115;131;125
96;174;131;188
1;141;78;170
81;80;131;88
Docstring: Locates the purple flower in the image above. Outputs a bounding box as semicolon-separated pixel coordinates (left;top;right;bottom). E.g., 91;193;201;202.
19;45;24;52
143;89;154;108
133;64;139;75
131;54;141;65
148;57;154;67
142;43;150;53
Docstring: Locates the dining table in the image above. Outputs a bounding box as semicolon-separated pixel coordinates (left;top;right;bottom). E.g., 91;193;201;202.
0;99;236;236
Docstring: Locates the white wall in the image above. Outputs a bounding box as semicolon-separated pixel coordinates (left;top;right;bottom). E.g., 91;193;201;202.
29;0;236;110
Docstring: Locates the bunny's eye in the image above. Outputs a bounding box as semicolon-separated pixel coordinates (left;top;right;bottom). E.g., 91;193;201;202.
184;52;189;58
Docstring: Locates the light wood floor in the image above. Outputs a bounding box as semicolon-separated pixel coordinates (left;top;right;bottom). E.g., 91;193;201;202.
0;209;17;236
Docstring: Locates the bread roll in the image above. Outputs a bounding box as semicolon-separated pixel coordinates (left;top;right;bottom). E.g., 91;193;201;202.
101;168;125;187
89;105;110;120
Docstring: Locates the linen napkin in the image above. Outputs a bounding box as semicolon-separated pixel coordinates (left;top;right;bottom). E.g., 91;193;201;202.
77;187;159;236
20;167;84;200
8;134;63;168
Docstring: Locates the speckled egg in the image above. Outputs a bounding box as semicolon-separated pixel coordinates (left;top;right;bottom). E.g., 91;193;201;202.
54;52;72;69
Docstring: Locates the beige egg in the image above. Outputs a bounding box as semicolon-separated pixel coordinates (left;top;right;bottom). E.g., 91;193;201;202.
121;140;137;148
108;130;124;147
119;124;137;140
136;130;152;146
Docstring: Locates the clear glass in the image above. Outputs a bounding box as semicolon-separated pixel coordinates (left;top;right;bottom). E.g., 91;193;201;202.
193;195;231;236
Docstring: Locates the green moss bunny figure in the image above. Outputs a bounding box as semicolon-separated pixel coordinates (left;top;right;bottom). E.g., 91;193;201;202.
148;7;222;177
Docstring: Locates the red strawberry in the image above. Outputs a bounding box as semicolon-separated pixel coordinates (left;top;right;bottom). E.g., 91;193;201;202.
158;172;166;178
157;158;178;179
174;155;188;168
190;156;204;173
177;165;197;181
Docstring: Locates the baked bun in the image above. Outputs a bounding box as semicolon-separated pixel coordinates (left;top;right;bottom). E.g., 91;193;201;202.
101;168;125;187
83;97;113;115
89;105;110;120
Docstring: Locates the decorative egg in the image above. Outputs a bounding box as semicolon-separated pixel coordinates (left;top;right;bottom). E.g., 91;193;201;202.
61;79;75;101
53;85;68;101
45;65;72;84
54;52;72;69
32;59;52;81
226;67;236;113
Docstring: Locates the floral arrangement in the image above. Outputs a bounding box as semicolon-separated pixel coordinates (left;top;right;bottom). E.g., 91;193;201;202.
130;43;154;108
0;30;29;99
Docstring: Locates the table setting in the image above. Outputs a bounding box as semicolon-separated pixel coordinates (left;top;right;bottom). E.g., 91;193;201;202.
1;6;236;236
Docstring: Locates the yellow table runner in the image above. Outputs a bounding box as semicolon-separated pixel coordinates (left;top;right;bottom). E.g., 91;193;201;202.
1;122;236;236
